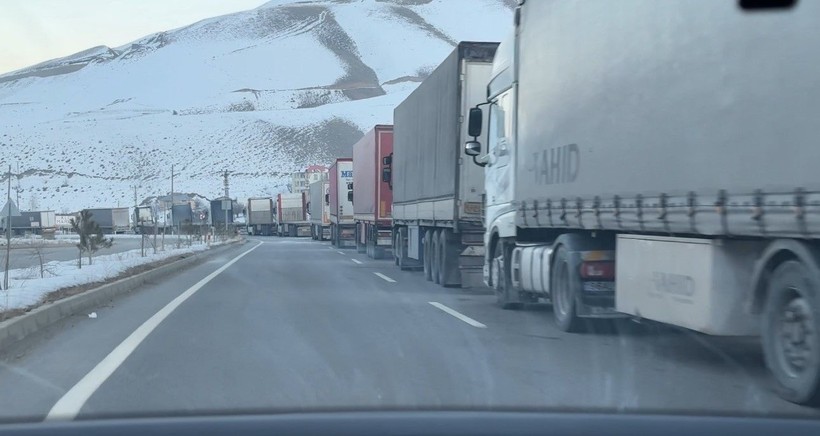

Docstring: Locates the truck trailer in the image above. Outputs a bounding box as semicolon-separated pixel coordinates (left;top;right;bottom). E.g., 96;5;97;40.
308;180;331;241
275;193;310;237
85;208;122;234
389;41;497;287
465;0;820;405
247;197;274;236
328;158;355;248
352;125;393;259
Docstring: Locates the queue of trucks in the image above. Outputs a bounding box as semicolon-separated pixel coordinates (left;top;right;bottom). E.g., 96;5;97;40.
248;1;819;406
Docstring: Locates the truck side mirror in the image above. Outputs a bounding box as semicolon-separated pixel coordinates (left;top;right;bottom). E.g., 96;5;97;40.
347;182;353;190
465;140;481;157
347;191;353;203
382;167;392;183
325;194;329;204
468;107;483;137
382;155;392;166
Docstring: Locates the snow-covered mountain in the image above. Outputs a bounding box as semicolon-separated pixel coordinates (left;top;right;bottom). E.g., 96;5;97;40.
0;0;512;212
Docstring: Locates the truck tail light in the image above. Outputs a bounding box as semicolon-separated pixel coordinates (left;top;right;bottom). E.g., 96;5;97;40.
580;261;615;280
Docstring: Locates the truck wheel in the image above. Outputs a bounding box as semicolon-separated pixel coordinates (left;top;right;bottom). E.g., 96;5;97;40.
762;260;820;405
431;230;441;284
493;240;522;310
423;230;433;281
551;245;585;333
394;231;400;265
438;230;457;287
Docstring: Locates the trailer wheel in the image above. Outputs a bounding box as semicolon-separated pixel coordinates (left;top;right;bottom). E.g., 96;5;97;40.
551;245;585;333
493;240;521;310
762;260;820;405
423;229;433;281
394;230;400;266
438;230;459;287
431;230;441;284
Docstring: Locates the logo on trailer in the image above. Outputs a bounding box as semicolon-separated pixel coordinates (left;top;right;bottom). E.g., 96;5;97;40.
341;170;353;178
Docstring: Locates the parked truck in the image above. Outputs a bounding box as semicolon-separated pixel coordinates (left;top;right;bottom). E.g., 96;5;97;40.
211;197;234;230
464;0;820;405
247;197;274;236
275;192;310;237
352;125;394;259
388;42;497;287
308;180;331;241
85;208;129;234
328;158;355;248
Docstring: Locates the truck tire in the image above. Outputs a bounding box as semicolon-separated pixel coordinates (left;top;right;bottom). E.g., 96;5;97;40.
762;260;820;406
438;230;457;287
423;230;433;281
493;240;522;310
397;227;413;271
393;230;400;266
431;230;441;284
357;224;367;254
551;245;585;333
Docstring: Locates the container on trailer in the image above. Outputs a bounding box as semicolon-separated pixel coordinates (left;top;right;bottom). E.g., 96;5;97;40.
308;180;331;241
247;197;274;236
352;125;393;258
328;158;355;248
390;41;497;285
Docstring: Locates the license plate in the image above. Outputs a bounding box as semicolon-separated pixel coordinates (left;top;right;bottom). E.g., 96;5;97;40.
589;306;618;315
583;281;615;293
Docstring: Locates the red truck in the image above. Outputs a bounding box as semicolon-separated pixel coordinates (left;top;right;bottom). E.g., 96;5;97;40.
352;125;394;259
328;158;355;248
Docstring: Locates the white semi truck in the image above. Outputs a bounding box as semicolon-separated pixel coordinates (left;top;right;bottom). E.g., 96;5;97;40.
465;0;820;405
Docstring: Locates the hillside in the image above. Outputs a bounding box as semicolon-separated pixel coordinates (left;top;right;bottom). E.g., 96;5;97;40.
0;0;512;212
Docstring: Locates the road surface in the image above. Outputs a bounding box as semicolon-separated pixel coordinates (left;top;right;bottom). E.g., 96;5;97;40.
4;237;169;270
0;237;817;422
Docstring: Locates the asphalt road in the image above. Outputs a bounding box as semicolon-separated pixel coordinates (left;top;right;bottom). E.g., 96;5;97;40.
4;238;154;270
0;236;818;423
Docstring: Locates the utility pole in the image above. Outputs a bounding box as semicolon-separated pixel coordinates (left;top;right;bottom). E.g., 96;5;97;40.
4;165;11;291
170;164;175;237
223;170;230;234
14;162;19;208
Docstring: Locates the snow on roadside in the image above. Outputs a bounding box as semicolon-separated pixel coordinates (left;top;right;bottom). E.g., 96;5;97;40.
1;239;238;311
0;238;72;247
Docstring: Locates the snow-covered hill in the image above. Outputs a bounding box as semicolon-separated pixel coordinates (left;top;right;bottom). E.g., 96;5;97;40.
0;0;512;212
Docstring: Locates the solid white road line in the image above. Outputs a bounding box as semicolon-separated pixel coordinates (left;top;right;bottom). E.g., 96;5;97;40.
428;302;487;329
351;259;363;264
46;241;264;421
373;272;396;283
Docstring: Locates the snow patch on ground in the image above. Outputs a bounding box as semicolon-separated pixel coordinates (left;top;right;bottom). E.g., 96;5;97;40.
1;240;237;311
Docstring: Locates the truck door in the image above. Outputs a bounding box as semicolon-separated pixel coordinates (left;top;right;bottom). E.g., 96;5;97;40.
486;88;515;208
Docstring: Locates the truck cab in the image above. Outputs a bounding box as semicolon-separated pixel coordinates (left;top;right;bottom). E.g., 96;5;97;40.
472;32;518;290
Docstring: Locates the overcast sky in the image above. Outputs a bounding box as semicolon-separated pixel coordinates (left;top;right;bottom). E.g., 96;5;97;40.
0;0;268;74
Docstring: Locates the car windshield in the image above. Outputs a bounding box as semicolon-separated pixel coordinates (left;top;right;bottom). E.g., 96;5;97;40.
0;0;819;424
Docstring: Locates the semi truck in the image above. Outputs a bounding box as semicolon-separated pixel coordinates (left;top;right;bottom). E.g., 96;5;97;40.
275;192;310;237
352;125;393;259
210;198;234;230
247;197;274;236
388;41;497;287
328;158;355;248
464;0;820;405
86;208;129;234
308;180;331;241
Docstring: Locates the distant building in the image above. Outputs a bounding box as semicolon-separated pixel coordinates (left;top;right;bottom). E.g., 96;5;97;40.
290;165;328;194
